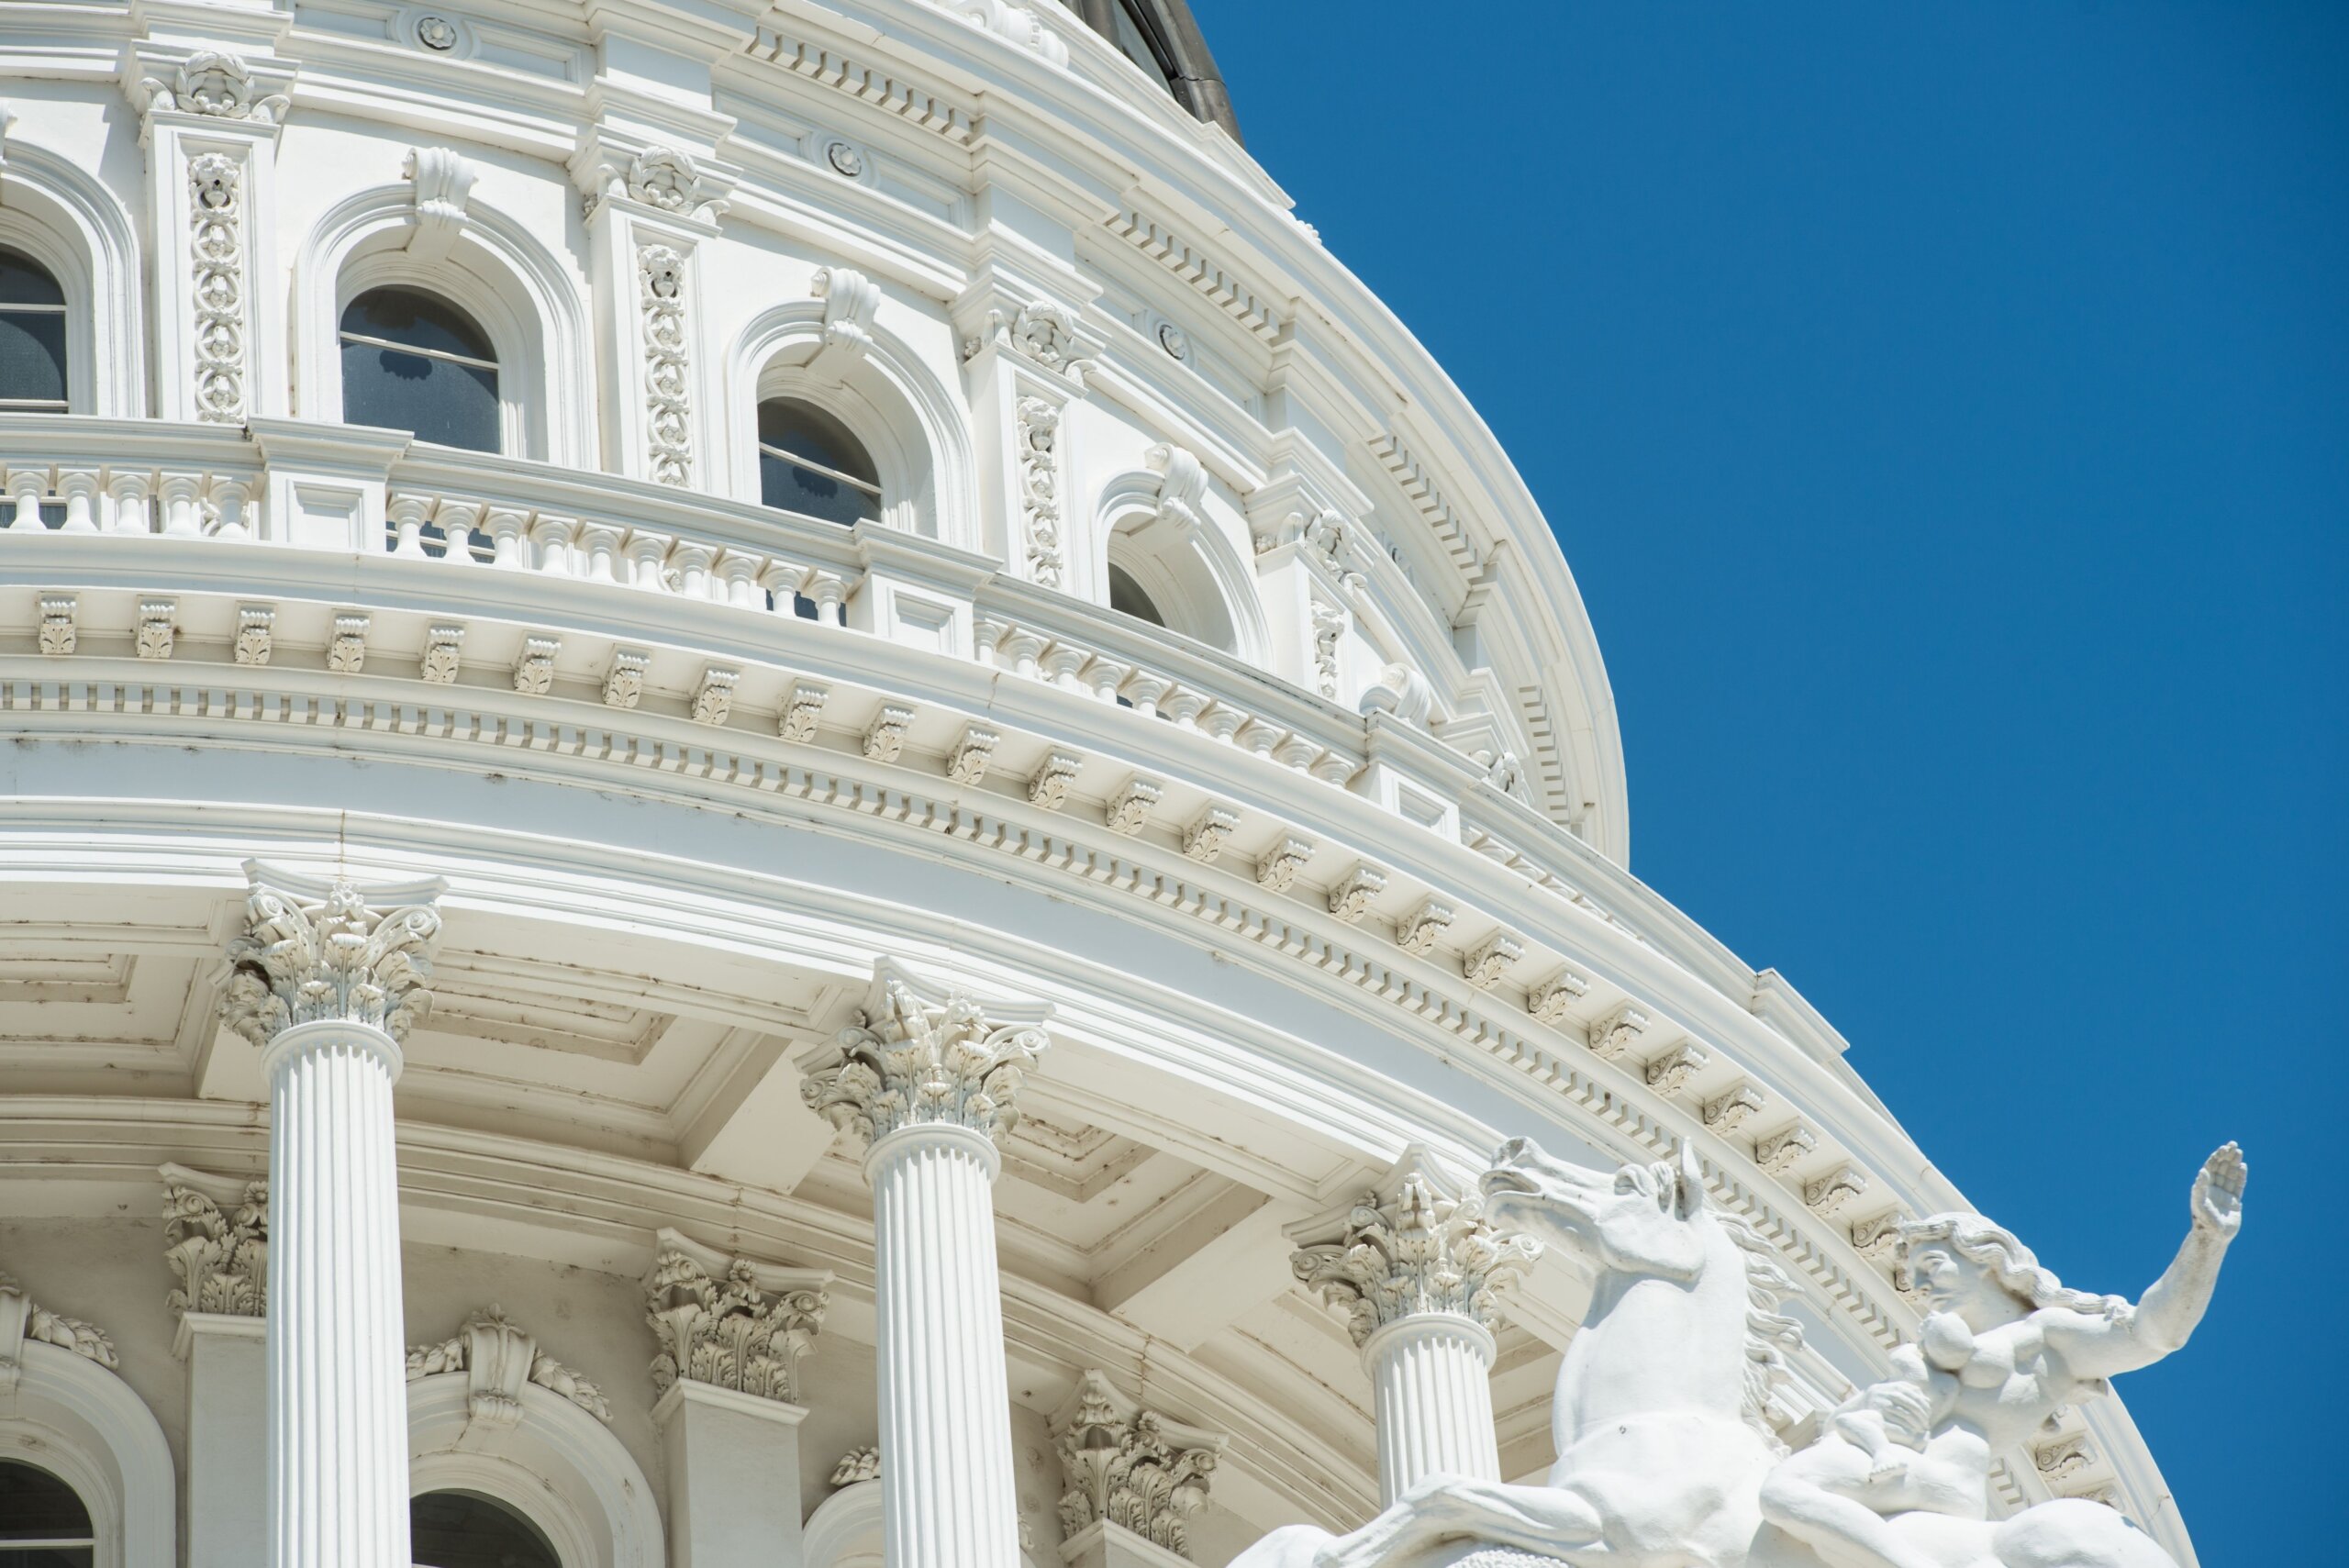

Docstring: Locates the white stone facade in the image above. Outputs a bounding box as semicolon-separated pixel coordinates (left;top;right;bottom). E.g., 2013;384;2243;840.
0;4;2210;1567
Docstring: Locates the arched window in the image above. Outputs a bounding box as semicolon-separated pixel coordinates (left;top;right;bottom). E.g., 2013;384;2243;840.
411;1490;562;1568
757;398;880;526
0;248;70;414
1107;562;1166;628
0;1459;96;1567
340;286;500;453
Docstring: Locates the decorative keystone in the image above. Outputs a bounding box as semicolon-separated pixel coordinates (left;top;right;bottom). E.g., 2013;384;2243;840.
1106;774;1163;836
778;680;829;741
1754;1123;1819;1176
408;1307;611;1426
420;623;465;684
234;605;274;666
797;961;1052;1148
1254;836;1314;892
1028;750;1083;810
1705;1082;1766;1133
643;1229;830;1406
137;599;176;661
604;649;650;709
511;635;559;695
1462;931;1522;990
38;595;77;656
1327;862;1386;924
1051;1370;1228;1557
1642;1040;1710;1097
1396;896;1453;956
947;723;999;785
1803;1163;1868;1217
1527;969;1588;1024
691;667;738;726
1586;1004;1649;1061
863;704;913;762
327;613;370;673
1182;805;1239;863
161;1164;268;1318
217;862;445;1049
1288;1147;1540;1347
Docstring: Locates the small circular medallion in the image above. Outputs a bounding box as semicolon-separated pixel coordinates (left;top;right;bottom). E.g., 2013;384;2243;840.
825;140;866;178
1156;321;1189;361
416;16;458;50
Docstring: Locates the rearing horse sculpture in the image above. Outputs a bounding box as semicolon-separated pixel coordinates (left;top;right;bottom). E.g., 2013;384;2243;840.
1235;1137;2218;1568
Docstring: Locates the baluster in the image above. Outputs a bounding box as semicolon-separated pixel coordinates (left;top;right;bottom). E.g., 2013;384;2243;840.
208;474;254;541
56;469;101;534
387;494;432;557
5;466;49;530
106;469;154;535
1081;656;1130;704
577;523;624;584
759;560;811;617
434;500;482;564
1039;642;1089;692
715;550;763;608
626;530;670;590
999;628;1046;680
807;571;848;626
158;473;205;538
530;514;578;574
670;541;716;600
1119;671;1170;718
484;507;531;568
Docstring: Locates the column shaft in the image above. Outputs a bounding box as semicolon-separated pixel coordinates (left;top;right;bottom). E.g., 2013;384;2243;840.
1364;1314;1501;1505
267;1021;411;1568
870;1125;1020;1568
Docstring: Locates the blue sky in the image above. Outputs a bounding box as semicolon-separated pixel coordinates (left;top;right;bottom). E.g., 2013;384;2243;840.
1193;1;2343;1554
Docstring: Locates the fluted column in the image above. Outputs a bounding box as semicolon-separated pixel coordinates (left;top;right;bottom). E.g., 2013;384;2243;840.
219;864;444;1568
1288;1147;1540;1505
799;962;1052;1568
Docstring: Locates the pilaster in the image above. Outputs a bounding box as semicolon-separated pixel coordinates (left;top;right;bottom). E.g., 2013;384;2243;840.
958;272;1098;589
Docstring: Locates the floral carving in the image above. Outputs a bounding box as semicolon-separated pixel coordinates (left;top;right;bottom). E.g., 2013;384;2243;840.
604;650;649;709
1255;836;1314;892
1028;750;1082;809
947;723;999;785
1182;805;1239;863
234;606;273;665
161;1172;268;1318
643;1239;827;1405
1290;1158;1540;1346
639;245;693;486
188;150;247;424
1052;1371;1225;1556
831;1445;880;1486
799;967;1050;1146
420;624;464;684
217;867;442;1048
1015;395;1063;586
142;51;289;123
1309;599;1345;699
38;596;74;657
778;681;829;741
407;1306;611;1425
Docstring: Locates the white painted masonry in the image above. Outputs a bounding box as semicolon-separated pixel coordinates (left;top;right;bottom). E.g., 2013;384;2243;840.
0;2;2216;1566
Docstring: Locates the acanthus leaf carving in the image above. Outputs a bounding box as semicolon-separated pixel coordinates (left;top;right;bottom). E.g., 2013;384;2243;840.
0;1273;117;1392
1051;1371;1226;1557
642;1230;829;1405
403;146;478;260
797;962;1051;1147
217;863;444;1048
161;1165;268;1318
1288;1151;1540;1347
407;1306;612;1425
140;50;291;126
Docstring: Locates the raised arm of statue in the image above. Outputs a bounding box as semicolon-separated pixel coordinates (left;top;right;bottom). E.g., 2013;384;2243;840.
2043;1142;2245;1381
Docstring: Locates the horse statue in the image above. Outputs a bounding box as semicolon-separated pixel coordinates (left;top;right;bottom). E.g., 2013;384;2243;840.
1233;1137;2243;1568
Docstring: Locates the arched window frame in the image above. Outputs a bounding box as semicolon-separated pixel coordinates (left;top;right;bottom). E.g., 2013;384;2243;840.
0;1341;175;1568
1093;459;1271;663
0;137;148;417
406;1373;662;1568
293;178;592;467
727;288;978;550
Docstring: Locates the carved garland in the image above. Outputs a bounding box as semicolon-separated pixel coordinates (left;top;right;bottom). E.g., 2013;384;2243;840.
639;245;693;487
188;151;248;425
1015;395;1064;588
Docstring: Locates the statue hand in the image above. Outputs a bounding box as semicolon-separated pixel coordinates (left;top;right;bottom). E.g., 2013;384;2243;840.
2189;1142;2245;1240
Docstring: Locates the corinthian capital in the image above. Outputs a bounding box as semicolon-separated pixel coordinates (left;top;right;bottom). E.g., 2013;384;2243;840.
643;1229;831;1406
217;862;446;1047
1288;1147;1540;1347
161;1163;268;1318
798;961;1053;1147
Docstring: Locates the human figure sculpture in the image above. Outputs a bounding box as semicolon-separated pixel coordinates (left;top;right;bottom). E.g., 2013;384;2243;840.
1230;1139;2242;1568
1757;1143;2245;1568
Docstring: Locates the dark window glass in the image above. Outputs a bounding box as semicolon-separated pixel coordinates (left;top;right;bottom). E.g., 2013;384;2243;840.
339;286;500;453
410;1490;561;1568
756;399;881;526
0;1461;95;1568
1108;562;1166;627
0;248;68;412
